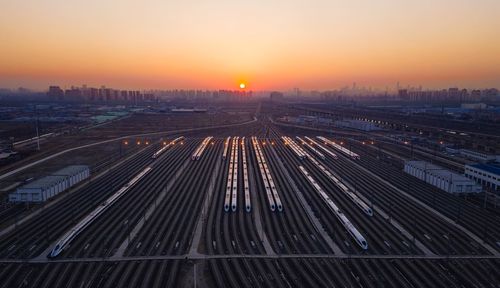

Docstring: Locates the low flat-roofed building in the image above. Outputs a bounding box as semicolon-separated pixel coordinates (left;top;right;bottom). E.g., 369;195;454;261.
465;163;500;192
404;160;482;194
334;119;380;131
9;165;89;203
459;149;499;163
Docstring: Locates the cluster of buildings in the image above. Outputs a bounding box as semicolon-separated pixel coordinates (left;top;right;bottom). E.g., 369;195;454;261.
404;149;500;194
154;89;253;102
398;88;499;103
47;86;255;103
47;86;155;103
334;119;381;131
279;115;381;132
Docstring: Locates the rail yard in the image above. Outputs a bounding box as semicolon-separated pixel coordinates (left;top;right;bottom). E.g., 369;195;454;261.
0;107;499;288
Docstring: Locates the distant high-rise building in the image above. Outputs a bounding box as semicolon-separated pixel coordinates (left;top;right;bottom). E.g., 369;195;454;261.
448;88;459;101
121;90;128;101
270;91;284;101
47;86;64;100
398;89;408;100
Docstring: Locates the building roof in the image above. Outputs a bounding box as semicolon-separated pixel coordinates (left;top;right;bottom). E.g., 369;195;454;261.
406;160;472;182
52;165;89;176
468;163;500;176
16;165;88;191
20;175;67;190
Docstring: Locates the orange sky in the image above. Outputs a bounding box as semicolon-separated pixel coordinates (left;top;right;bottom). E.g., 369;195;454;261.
0;0;499;90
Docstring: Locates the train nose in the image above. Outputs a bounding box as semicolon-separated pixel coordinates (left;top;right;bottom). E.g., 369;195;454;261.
231;204;237;212
246;205;251;212
361;241;368;250
367;208;373;216
224;204;230;212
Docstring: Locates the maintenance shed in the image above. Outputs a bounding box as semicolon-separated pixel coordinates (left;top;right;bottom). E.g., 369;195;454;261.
404;160;482;194
465;163;500;191
9;165;89;203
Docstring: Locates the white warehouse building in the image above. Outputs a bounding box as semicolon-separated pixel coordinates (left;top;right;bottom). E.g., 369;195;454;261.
404;161;482;194
9;165;90;203
334;120;380;131
465;163;500;192
459;149;499;163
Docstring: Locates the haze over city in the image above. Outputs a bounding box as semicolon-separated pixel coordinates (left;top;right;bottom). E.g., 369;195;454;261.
1;1;500;287
1;0;499;90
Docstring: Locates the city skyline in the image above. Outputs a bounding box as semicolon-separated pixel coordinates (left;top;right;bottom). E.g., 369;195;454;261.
1;0;499;90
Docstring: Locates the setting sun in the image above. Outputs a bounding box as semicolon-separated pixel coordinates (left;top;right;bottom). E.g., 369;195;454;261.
239;83;246;89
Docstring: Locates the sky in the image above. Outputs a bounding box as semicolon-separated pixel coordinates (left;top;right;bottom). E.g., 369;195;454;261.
0;0;499;91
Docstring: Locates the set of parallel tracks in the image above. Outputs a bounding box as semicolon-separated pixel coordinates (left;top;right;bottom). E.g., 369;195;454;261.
1;119;500;287
346;140;500;253
0;143;158;259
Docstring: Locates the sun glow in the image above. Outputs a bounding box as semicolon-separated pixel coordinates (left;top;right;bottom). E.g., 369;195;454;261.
239;83;246;89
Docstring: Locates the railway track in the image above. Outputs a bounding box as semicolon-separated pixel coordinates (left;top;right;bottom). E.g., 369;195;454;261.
0;143;158;259
274;137;421;255
311;137;492;255
206;136;284;287
1;257;498;288
59;140;196;258
113;138;221;286
2;117;499;287
345;140;500;253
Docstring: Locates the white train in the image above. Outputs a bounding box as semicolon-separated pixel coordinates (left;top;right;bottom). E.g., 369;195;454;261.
307;154;373;216
252;137;276;211
49;166;153;258
222;136;231;160
296;136;325;160
304;136;338;159
298;166;368;250
317;136;360;160
224;138;236;212
252;137;283;212
281;136;307;160
192;136;213;161
152;136;185;159
231;137;240;212
241;137;251;212
287;138;372;216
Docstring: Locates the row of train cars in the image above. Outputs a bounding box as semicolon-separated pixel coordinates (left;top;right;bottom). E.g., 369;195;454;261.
49;135;366;257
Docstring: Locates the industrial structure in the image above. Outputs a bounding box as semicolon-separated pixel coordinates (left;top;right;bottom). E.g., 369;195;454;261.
459;149;500;163
404;161;482;194
465;163;500;191
9;165;89;203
